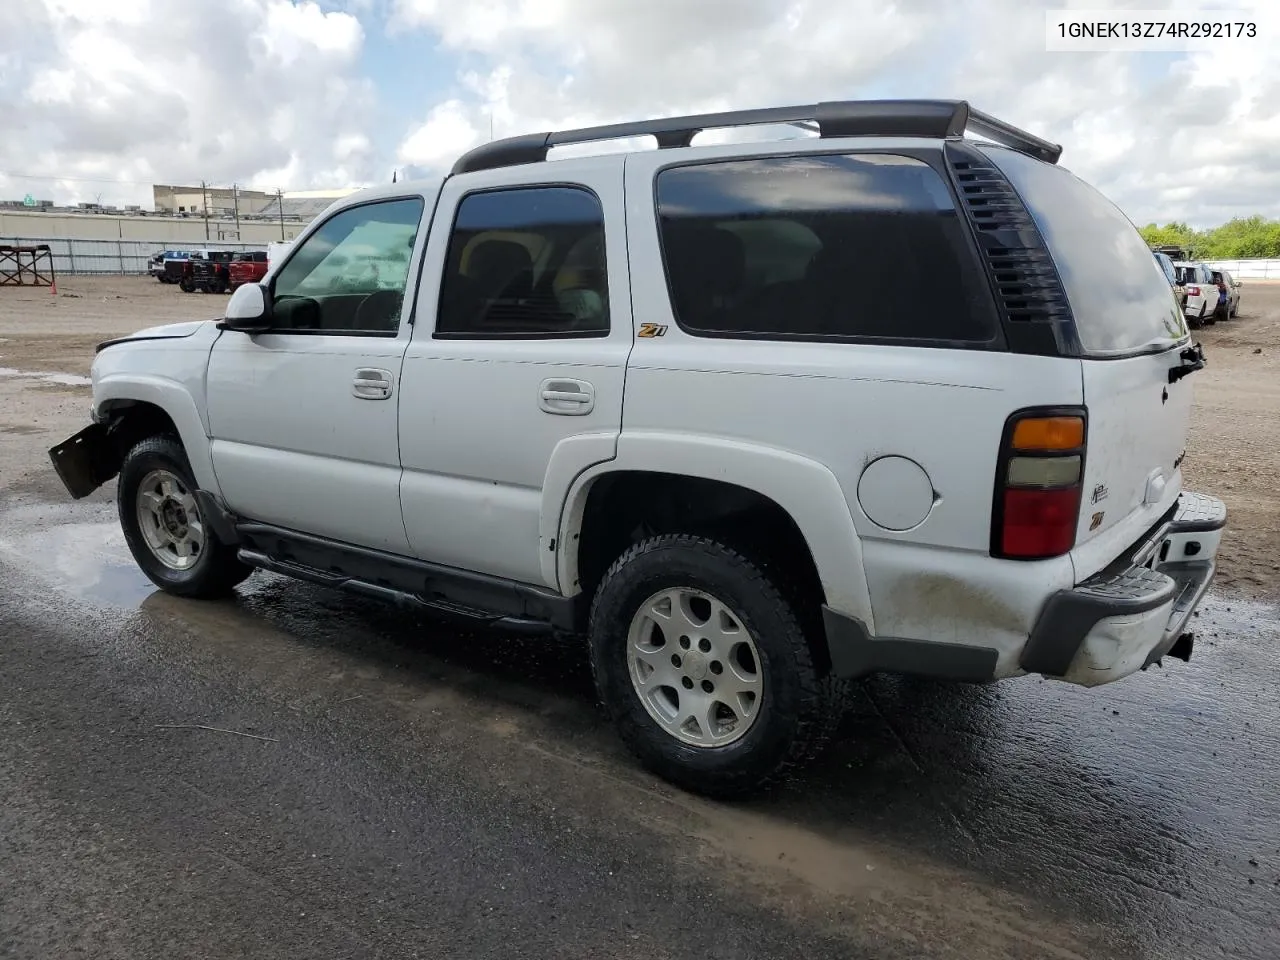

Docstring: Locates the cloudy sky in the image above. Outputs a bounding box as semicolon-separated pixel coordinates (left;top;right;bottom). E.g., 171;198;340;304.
0;0;1275;227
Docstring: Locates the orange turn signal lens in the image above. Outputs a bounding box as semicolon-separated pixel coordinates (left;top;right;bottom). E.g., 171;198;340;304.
1011;416;1084;451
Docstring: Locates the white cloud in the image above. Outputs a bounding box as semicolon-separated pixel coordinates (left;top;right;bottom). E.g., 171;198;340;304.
397;100;482;170
390;0;1280;227
3;0;1276;228
0;0;377;207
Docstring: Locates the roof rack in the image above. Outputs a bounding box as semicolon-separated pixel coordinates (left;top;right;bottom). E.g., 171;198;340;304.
450;99;1063;175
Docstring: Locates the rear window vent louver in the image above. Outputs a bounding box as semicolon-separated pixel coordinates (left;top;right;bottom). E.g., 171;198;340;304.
951;160;1035;233
948;152;1072;332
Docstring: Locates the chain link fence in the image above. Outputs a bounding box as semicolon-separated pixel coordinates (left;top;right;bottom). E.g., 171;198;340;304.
0;237;264;276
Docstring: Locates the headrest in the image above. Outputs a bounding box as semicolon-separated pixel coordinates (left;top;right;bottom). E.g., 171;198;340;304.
468;239;533;279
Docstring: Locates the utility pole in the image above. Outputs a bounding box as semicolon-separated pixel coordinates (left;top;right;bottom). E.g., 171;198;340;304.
233;183;241;238
201;180;210;242
277;188;285;241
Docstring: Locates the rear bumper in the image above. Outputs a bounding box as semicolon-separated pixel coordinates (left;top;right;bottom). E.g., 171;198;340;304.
1020;491;1226;686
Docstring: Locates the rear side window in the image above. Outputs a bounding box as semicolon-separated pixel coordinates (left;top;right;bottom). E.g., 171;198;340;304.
986;147;1187;356
436;186;609;338
655;154;999;343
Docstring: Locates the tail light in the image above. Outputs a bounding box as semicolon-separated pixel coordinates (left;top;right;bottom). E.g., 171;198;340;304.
992;409;1087;560
1187;285;1201;297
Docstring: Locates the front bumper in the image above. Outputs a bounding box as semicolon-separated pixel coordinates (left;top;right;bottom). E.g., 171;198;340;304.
1020;491;1227;686
48;421;120;499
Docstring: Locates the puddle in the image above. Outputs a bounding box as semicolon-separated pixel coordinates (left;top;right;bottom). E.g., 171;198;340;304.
0;518;155;608
0;366;92;387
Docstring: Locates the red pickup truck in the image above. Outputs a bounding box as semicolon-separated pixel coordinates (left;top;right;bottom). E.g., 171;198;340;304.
227;250;269;291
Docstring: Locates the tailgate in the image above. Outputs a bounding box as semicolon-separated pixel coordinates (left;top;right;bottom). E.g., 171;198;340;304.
1073;348;1191;576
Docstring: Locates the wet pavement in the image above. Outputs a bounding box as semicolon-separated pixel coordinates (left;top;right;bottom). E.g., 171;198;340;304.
1;495;1278;959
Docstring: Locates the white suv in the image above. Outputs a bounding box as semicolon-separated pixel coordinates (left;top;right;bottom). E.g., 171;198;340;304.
1174;260;1219;326
49;99;1225;797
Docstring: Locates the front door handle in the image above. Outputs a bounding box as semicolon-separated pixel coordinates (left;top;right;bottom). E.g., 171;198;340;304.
539;378;595;416
353;368;393;400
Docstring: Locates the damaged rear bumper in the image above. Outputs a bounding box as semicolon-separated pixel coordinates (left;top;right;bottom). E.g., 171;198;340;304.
1020;491;1227;687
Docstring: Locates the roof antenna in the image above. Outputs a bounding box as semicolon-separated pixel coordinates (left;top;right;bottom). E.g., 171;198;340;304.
392;169;397;183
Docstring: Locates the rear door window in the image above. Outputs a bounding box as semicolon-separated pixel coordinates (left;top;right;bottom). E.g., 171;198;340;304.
986;146;1187;356
435;186;610;338
654;153;1000;344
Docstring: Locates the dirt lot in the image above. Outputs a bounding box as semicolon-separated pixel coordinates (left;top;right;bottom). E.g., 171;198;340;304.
1;275;1278;600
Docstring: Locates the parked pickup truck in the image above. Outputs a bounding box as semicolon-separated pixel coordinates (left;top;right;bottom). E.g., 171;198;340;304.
181;250;236;294
227;251;269;291
149;251;190;283
47;98;1225;798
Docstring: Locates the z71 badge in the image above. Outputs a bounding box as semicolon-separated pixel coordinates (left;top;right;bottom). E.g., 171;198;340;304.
637;322;668;338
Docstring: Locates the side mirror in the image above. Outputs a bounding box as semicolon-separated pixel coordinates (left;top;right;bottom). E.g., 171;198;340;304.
217;282;271;332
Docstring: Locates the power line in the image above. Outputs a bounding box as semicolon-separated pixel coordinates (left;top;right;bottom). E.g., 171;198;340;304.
0;169;288;191
0;170;164;186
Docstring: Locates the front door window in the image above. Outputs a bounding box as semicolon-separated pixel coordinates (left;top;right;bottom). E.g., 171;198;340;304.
270;197;425;334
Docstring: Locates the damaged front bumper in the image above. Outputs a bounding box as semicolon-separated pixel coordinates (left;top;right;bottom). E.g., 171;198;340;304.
47;421;122;499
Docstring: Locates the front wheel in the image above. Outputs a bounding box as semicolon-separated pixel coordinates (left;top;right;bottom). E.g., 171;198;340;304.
118;435;253;598
589;534;845;798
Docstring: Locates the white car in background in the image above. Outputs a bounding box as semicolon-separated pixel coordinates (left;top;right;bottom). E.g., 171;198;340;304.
1173;261;1218;327
1210;268;1241;320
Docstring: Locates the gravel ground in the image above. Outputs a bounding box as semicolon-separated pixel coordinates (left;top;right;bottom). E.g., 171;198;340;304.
1;276;1278;960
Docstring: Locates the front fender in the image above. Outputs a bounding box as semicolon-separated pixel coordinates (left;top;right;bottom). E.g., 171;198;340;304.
552;430;875;634
95;374;218;494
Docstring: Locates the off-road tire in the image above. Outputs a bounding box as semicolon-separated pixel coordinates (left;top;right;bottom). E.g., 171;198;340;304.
117;435;252;598
589;534;846;799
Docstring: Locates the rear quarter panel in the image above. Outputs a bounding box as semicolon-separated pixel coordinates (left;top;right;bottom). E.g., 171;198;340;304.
622;142;1083;668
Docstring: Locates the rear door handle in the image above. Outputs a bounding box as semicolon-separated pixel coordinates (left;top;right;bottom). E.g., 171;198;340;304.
539;378;595;416
353;368;393;400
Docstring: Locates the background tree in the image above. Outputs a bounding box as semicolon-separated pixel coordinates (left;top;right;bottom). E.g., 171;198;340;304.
1139;217;1280;259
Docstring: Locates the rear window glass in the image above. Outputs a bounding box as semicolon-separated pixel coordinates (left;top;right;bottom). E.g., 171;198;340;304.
986;147;1187;356
654;154;999;343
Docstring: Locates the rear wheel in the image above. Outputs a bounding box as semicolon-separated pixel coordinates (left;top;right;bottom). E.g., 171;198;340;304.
179;277;194;293
118;435;252;598
589;534;845;798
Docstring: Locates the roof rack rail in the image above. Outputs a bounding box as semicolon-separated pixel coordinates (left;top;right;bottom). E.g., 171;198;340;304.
450;99;1062;175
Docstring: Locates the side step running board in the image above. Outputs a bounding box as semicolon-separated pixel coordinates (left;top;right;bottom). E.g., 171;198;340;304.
236;549;553;636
